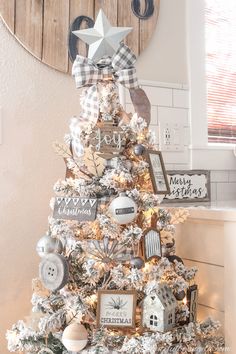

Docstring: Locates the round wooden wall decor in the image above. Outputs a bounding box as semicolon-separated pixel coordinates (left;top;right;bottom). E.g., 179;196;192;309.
0;0;160;74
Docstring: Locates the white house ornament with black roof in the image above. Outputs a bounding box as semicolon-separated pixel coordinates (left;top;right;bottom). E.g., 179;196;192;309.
142;284;177;332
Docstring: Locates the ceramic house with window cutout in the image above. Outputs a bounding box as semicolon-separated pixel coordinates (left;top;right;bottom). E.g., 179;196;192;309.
142;284;177;332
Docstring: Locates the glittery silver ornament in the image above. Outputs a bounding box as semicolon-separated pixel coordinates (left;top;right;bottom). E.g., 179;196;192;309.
130;256;144;269
36;234;63;258
133;144;145;156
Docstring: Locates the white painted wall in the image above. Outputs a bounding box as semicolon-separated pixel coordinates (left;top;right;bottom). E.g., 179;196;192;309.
0;0;187;351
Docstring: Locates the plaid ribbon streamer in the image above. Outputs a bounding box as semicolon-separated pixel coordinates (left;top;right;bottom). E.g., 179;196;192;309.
72;43;139;126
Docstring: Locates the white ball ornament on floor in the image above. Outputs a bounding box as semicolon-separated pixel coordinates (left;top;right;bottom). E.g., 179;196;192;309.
109;193;137;224
36;234;63;257
62;323;88;352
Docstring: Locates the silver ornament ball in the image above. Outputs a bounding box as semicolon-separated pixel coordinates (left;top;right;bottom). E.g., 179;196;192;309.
130;257;145;269
36;234;63;257
133;144;145;156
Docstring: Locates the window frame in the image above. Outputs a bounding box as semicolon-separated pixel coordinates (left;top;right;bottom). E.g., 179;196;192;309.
187;0;236;170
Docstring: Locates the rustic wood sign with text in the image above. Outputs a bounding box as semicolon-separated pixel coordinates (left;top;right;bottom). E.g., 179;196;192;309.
164;170;211;203
0;0;160;73
53;196;98;221
89;123;126;159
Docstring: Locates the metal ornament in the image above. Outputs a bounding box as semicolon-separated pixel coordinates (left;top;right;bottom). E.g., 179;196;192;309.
39;253;69;292
142;284;177;332
130;256;144;269
87;238;133;264
142;228;162;261
36;234;63;258
133;144;146;156
73;10;132;62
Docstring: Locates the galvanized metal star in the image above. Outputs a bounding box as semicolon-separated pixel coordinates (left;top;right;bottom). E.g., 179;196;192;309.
73;9;132;62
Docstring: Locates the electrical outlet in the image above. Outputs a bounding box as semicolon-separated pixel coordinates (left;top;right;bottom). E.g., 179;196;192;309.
164;127;171;145
159;122;184;151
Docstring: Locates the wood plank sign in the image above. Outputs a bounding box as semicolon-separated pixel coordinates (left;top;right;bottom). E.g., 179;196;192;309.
164;170;211;203
53;196;97;221
89;123;126;159
0;0;160;73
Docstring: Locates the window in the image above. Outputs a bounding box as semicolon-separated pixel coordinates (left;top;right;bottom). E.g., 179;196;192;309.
205;0;236;144
168;313;173;325
150;315;158;327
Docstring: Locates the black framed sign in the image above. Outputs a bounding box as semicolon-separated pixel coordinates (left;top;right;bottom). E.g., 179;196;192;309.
146;150;171;195
97;290;137;329
164;170;211;203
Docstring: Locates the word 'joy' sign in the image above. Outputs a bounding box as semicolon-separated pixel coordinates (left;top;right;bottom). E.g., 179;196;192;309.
53;197;97;221
90;124;126;158
164;170;210;202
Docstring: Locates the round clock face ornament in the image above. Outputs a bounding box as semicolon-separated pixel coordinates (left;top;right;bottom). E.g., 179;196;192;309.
62;323;88;352
109;193;137;224
0;0;160;73
39;253;69;292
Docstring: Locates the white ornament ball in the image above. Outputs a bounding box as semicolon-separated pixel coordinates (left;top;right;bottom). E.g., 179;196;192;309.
62;323;88;351
36;234;63;258
109;193;137;224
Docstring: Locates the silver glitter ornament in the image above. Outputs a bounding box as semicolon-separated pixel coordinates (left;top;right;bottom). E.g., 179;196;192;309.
133;144;145;156
130;256;144;269
36;234;63;258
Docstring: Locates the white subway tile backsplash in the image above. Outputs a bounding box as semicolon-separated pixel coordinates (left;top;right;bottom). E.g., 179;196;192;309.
216;182;236;201
229;171;236;182
150;105;158;125
184;127;190;146
165;163;175;170
173;89;189;108
124;82;236;204
142;85;172;106
210;182;217;202
211;171;229;183
162;150;190;164
172;163;190;169
158;106;189;125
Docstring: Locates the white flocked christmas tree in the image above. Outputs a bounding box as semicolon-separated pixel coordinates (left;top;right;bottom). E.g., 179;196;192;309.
7;10;224;354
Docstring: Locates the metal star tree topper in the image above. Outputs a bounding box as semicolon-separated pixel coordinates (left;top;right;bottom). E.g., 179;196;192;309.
73;9;132;61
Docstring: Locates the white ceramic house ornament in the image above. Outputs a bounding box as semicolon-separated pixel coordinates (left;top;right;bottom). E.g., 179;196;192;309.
142;284;177;332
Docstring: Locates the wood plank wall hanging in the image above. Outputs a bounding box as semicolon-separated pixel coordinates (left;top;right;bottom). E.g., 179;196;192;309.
0;0;160;74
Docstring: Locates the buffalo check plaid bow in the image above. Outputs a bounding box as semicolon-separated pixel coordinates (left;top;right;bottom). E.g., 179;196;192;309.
72;43;139;125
